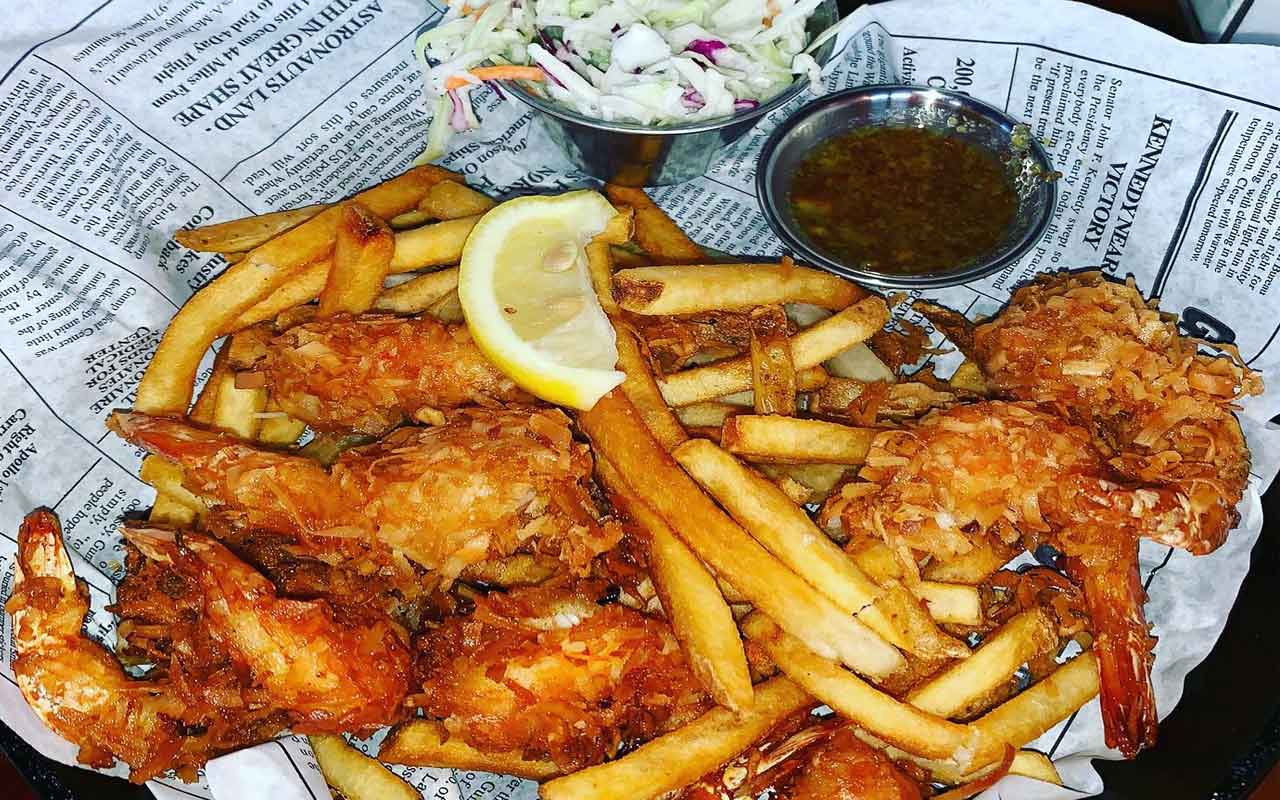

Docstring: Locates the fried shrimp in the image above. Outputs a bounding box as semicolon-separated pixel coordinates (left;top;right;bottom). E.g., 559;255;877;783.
7;510;410;782
108;407;620;581
972;270;1263;555
407;579;709;772
820;401;1190;757
253;313;530;435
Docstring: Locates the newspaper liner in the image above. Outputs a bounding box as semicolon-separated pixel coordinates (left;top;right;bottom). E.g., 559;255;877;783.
0;0;1277;797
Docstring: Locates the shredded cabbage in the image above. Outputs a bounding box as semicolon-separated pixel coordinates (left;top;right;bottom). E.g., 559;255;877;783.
412;0;827;160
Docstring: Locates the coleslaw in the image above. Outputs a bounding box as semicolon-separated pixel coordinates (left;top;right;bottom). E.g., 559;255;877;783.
413;0;829;161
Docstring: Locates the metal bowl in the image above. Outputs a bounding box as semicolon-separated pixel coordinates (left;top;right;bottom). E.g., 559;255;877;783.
756;85;1057;290
506;0;838;187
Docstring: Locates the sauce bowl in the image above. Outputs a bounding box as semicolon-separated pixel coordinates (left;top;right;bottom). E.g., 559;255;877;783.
756;85;1057;289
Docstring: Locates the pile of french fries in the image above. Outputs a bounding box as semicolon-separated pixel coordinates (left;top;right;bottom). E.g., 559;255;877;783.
143;169;1098;799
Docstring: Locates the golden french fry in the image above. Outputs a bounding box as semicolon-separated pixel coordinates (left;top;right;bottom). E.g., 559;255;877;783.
741;613;978;761
222;251;247;265
674;439;964;660
388;214;481;271
189;354;228;425
753;462;849;505
714;366;828;407
674;402;738;428
597;205;635;245
810;378;958;420
924;537;1020;584
458;554;561;587
721;416;878;465
229;261;328;332
372;268;459;314
425;290;464;323
539;677;810;800
309;734;419;800
148;493;196;525
210;365;267;440
614;264;865;315
579;391;903;679
388;209;433;229
614;326;687;451
138;166;454;414
598;456;752;712
1006;751;1062;785
915;581;983;626
318;203;395;317
948;359;990;395
660;296;888;406
379;720;559;779
416;179;497;219
175;204;329;253
970;652;1099;754
139;457;207;514
588;241;617;315
603;185;704;263
257;401;308;446
748;306;796;416
823;341;898;382
907;609;1059;719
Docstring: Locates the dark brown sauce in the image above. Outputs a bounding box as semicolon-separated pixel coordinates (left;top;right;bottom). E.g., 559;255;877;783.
787;126;1018;275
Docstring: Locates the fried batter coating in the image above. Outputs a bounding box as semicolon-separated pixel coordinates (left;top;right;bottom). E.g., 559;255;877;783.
256;313;530;434
410;579;709;771
820;401;1189;757
973;270;1263;554
8;511;410;782
109;407;621;582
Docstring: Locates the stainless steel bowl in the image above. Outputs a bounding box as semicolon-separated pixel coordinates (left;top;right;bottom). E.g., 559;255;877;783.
756;85;1057;290
506;0;838;187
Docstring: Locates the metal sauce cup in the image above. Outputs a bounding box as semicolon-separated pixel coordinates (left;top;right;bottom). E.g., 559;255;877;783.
507;0;838;187
756;85;1057;289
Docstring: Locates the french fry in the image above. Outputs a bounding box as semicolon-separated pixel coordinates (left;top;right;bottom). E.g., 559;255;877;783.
753;463;849;505
372;268;459;314
859;736;1064;786
257;400;308;446
425;290;464;323
1006;750;1062;784
906;609;1059;719
721;416;878;465
748;306;796;416
309;734;418;800
970;652;1100;755
597;205;635;245
189;353;228;425
948;360;990;395
603;185;704;263
317;203;395;317
388;214;481;271
823;341;898;382
539;677;810;800
810;378;958;420
379;720;560;779
614;326;687;451
210;363;267;440
588;241;617;315
388;209;432;229
714;366;828;406
229;261;328;332
915;581;983;626
674;402;739;428
148;493;195;525
138;166;454;414
175;204;328;252
741;613;977;761
458;554;561;587
614;264;865;315
416;179;497;219
598;456;752;712
578;390;903;679
139;457;207;515
923;536;1020;584
659;296;888;406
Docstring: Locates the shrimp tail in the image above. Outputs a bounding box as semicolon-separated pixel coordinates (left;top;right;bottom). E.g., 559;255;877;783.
107;411;233;462
1065;547;1158;758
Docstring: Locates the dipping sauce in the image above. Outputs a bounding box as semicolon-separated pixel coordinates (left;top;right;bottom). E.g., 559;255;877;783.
787;126;1018;275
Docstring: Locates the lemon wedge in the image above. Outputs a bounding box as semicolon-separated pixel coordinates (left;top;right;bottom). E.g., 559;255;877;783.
458;190;624;410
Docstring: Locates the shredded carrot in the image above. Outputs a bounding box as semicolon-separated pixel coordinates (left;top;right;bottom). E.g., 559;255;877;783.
445;66;545;90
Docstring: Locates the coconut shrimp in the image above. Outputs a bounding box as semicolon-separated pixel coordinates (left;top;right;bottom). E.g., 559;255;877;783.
108;407;621;581
249;313;530;435
404;579;708;772
971;270;1263;555
820;401;1197;757
7;510;410;782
